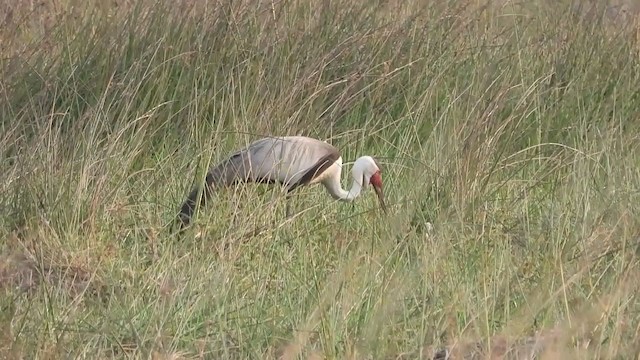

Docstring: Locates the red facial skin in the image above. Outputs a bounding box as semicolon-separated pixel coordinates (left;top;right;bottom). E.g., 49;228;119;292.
370;170;383;189
369;170;387;213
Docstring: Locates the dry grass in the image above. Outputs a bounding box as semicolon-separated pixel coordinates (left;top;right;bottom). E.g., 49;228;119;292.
1;0;639;358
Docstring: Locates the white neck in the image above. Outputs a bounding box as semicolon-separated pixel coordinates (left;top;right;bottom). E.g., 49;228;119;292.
328;178;362;202
323;162;364;202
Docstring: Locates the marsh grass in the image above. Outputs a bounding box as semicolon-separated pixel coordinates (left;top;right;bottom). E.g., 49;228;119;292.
1;0;640;358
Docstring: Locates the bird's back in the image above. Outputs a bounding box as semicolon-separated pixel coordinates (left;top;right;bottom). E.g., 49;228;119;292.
212;136;340;189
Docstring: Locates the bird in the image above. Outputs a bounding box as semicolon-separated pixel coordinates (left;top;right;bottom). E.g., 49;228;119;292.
175;135;387;231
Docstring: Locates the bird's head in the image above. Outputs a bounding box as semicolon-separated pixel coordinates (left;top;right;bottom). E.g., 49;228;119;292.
353;156;387;214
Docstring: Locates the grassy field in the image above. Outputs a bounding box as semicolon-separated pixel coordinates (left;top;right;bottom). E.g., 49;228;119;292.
1;0;640;358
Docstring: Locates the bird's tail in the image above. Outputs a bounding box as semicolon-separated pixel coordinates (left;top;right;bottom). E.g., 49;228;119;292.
176;187;203;229
173;156;246;234
174;171;217;233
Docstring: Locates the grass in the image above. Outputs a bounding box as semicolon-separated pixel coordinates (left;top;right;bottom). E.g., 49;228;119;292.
1;0;640;358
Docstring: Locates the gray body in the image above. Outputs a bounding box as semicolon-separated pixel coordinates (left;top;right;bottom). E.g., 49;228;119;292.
177;136;341;229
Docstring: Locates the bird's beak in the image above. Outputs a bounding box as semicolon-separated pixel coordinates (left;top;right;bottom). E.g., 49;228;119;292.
373;184;387;214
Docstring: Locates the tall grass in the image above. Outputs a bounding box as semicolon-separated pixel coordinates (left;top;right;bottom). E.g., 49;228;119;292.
1;0;639;358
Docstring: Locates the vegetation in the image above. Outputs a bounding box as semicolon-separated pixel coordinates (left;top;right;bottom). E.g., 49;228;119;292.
1;0;639;358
